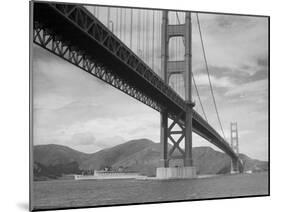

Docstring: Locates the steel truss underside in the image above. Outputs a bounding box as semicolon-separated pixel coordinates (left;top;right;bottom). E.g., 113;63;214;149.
34;27;161;113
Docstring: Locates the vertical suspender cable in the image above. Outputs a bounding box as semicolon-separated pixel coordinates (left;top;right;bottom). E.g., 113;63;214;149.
152;10;155;70
96;6;98;16
116;8;119;38
143;10;147;62
146;10;150;65
159;11;162;76
119;8;123;40
137;10;140;55
123;8;128;44
107;7;110;28
130;9;133;49
142;10;145;59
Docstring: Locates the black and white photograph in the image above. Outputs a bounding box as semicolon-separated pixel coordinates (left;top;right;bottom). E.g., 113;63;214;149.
30;0;269;211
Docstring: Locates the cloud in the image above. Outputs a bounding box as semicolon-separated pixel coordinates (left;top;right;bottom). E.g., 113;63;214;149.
67;133;126;153
194;74;235;88
192;13;268;78
256;55;268;68
63;112;160;145
98;136;126;148
225;79;267;97
70;132;96;146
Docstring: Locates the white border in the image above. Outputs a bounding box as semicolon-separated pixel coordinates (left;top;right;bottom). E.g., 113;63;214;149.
0;0;277;212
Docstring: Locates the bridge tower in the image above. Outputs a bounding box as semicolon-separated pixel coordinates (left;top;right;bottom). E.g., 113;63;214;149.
156;10;196;179
230;122;240;173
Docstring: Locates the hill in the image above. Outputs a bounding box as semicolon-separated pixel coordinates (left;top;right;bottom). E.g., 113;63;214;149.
33;144;90;180
34;144;90;166
33;139;268;180
79;139;155;170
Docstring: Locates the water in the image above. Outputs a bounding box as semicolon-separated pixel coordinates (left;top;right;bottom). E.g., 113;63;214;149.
32;172;268;210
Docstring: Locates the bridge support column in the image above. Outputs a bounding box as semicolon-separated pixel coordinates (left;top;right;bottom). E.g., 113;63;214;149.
184;105;193;166
159;10;169;169
156;10;196;179
231;159;239;174
183;12;193;167
160;110;169;167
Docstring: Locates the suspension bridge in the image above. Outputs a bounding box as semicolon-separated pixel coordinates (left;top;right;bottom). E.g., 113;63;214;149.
31;2;243;178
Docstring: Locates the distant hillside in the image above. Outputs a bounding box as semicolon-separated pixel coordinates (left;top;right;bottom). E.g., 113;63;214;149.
34;144;90;166
79;139;155;170
33;139;268;180
33;144;91;180
192;147;231;174
238;153;268;172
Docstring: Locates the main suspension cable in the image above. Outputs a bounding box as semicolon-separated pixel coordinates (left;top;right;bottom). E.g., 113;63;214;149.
196;13;226;139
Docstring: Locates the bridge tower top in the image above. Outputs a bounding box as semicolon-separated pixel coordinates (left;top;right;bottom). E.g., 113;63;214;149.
161;11;193;103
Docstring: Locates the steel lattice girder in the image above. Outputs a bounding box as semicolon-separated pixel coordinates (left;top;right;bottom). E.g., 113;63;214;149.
34;27;161;112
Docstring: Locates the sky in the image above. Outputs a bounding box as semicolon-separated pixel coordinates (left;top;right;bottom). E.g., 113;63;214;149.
32;6;268;161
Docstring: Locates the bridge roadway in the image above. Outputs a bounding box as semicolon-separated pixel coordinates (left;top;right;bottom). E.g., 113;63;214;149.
32;2;241;166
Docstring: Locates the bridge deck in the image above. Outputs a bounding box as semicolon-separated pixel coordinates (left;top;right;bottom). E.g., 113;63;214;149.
32;2;240;163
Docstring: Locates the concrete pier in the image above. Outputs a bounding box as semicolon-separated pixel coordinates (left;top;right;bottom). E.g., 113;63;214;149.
156;167;196;179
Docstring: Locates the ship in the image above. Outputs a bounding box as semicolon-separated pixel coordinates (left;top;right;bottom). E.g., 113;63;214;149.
74;167;143;180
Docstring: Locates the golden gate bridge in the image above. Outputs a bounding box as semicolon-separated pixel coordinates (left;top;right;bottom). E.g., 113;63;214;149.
31;2;243;178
